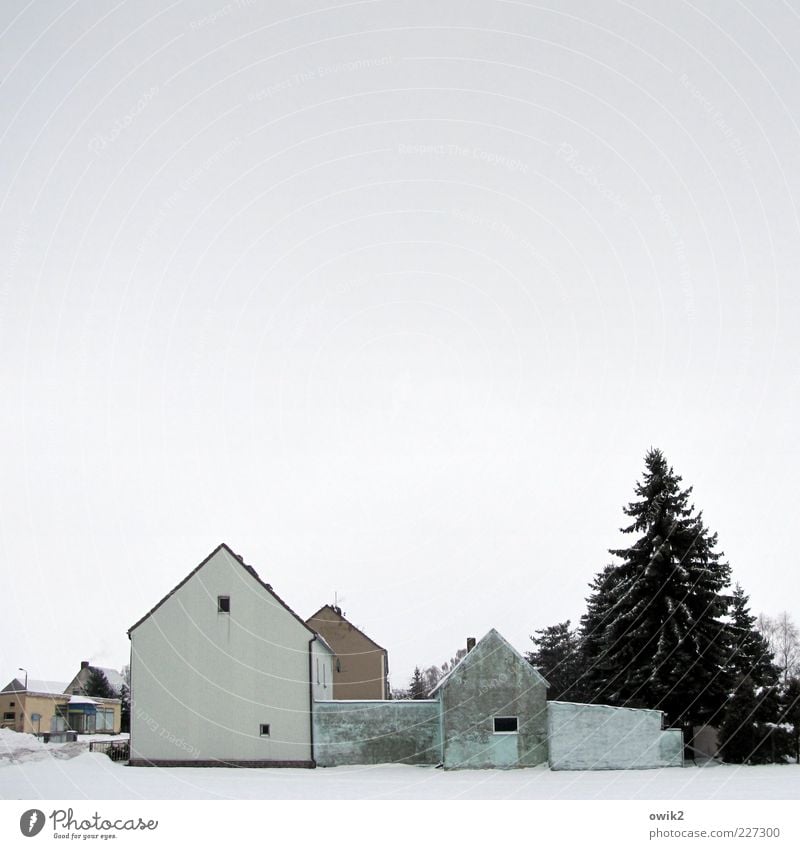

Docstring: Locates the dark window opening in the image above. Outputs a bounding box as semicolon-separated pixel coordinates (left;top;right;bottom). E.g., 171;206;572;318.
259;724;270;736
3;712;15;720
8;702;13;707
493;716;518;733
335;659;341;673
218;596;230;613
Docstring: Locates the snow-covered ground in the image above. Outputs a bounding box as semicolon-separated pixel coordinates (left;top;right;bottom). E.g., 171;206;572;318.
0;730;798;800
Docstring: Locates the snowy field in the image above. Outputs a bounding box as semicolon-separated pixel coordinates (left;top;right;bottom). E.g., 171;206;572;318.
1;730;799;800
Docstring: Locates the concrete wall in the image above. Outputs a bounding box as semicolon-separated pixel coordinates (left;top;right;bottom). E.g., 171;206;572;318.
547;702;684;770
313;700;441;766
306;606;388;700
438;630;548;769
130;546;315;766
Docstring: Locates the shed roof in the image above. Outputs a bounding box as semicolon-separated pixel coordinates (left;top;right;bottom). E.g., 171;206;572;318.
429;628;549;696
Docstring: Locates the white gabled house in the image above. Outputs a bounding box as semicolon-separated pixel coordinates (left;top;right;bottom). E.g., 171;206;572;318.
128;543;334;767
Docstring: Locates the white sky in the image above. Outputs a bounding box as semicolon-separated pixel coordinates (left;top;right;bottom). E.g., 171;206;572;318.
1;0;799;691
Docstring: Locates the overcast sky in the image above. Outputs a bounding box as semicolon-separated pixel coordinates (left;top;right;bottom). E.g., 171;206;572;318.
1;0;799;691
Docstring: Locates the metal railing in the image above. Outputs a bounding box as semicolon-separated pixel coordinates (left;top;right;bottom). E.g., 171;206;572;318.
88;739;130;762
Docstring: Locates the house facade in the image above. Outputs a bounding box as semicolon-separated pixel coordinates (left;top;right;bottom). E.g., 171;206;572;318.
305;604;389;700
0;678;121;735
314;629;549;768
432;629;549;768
314;629;683;770
126;543;682;771
128;543;334;767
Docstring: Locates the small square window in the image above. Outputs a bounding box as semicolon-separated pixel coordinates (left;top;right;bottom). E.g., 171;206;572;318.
218;596;230;613
493;716;518;734
8;702;13;707
259;724;270;736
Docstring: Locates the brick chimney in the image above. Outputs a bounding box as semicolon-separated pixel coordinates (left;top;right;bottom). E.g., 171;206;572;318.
466;637;476;653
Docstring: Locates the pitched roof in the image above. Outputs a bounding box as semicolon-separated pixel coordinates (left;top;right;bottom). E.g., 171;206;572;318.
1;678;69;696
305;604;387;653
429;628;549;696
80;667;126;695
96;667;126;694
128;543;316;638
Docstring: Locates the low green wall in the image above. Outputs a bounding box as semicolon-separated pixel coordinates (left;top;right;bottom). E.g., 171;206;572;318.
313;700;442;766
547;701;684;770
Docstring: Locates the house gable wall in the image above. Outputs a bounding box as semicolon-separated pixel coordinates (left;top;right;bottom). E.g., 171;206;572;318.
130;546;314;765
438;630;548;769
306;606;388;700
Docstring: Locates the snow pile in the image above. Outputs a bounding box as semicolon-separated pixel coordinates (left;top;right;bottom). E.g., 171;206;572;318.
0;728;47;755
0;728;91;767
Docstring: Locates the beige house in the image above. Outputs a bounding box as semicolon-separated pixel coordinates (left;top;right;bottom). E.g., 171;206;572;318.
0;678;121;735
0;679;68;735
306;604;389;700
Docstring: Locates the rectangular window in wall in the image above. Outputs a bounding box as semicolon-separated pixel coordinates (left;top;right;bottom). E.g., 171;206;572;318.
259;724;270;736
493;716;519;734
218;596;230;613
2;712;14;720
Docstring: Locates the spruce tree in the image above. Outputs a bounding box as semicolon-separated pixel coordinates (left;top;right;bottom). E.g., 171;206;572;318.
581;448;732;727
527;621;585;701
725;584;779;697
580;564;624;699
718;676;762;764
780;677;800;763
409;667;427;700
84;667;116;700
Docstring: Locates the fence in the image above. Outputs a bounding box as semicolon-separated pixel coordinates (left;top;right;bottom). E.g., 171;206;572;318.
89;739;130;762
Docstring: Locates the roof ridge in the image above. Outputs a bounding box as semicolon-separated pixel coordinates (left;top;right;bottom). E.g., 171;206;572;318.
128;543;315;637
